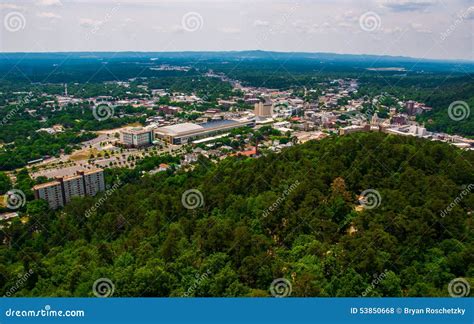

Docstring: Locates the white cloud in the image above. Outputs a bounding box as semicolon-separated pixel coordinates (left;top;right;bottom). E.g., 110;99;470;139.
337;22;353;28
380;0;437;12
220;27;241;34
152;26;166;32
37;12;62;19
0;4;24;10
292;20;330;34
410;22;432;33
152;24;185;33
381;26;404;34
340;11;359;23
253;20;269;27
36;0;63;6
79;18;103;28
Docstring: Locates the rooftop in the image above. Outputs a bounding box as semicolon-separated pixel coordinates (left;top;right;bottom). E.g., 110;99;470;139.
62;174;83;181
156;119;253;136
121;127;153;134
232;147;257;157
157;123;204;135
33;181;61;190
81;169;104;176
200;119;238;129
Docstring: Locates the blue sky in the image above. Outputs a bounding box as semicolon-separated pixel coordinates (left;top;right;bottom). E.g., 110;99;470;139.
0;0;473;60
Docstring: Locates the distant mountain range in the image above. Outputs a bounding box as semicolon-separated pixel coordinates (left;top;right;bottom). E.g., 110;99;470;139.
0;50;472;83
1;50;473;64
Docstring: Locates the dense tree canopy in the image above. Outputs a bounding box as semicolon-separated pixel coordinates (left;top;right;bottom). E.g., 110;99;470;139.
0;133;472;297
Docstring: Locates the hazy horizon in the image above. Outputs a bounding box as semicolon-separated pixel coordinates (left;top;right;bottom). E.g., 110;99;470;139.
0;49;473;63
0;0;473;61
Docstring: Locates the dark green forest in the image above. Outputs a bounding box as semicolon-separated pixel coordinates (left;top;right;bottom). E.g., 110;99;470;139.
1;133;472;297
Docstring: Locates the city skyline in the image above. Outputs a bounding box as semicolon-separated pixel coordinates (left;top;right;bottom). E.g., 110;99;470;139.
0;0;473;61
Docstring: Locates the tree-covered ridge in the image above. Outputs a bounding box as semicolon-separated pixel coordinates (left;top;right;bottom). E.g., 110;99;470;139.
1;133;472;297
354;75;474;137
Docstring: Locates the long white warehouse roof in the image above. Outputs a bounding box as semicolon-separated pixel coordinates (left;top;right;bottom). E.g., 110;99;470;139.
156;123;204;135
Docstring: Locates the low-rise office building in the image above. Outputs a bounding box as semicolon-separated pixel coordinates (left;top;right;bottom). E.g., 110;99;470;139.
120;127;154;147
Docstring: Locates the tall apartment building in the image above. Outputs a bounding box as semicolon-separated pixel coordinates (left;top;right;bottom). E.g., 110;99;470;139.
33;169;105;209
60;174;85;202
254;101;273;117
33;181;64;209
120;127;153;147
78;169;106;196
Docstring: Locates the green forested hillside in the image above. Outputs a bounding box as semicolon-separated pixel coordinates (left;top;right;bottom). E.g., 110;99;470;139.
355;75;474;137
1;133;473;297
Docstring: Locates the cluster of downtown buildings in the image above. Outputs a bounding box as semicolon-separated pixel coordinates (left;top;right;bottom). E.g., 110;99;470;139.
119;101;273;147
23;75;473;211
121;118;256;147
118;77;473;151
